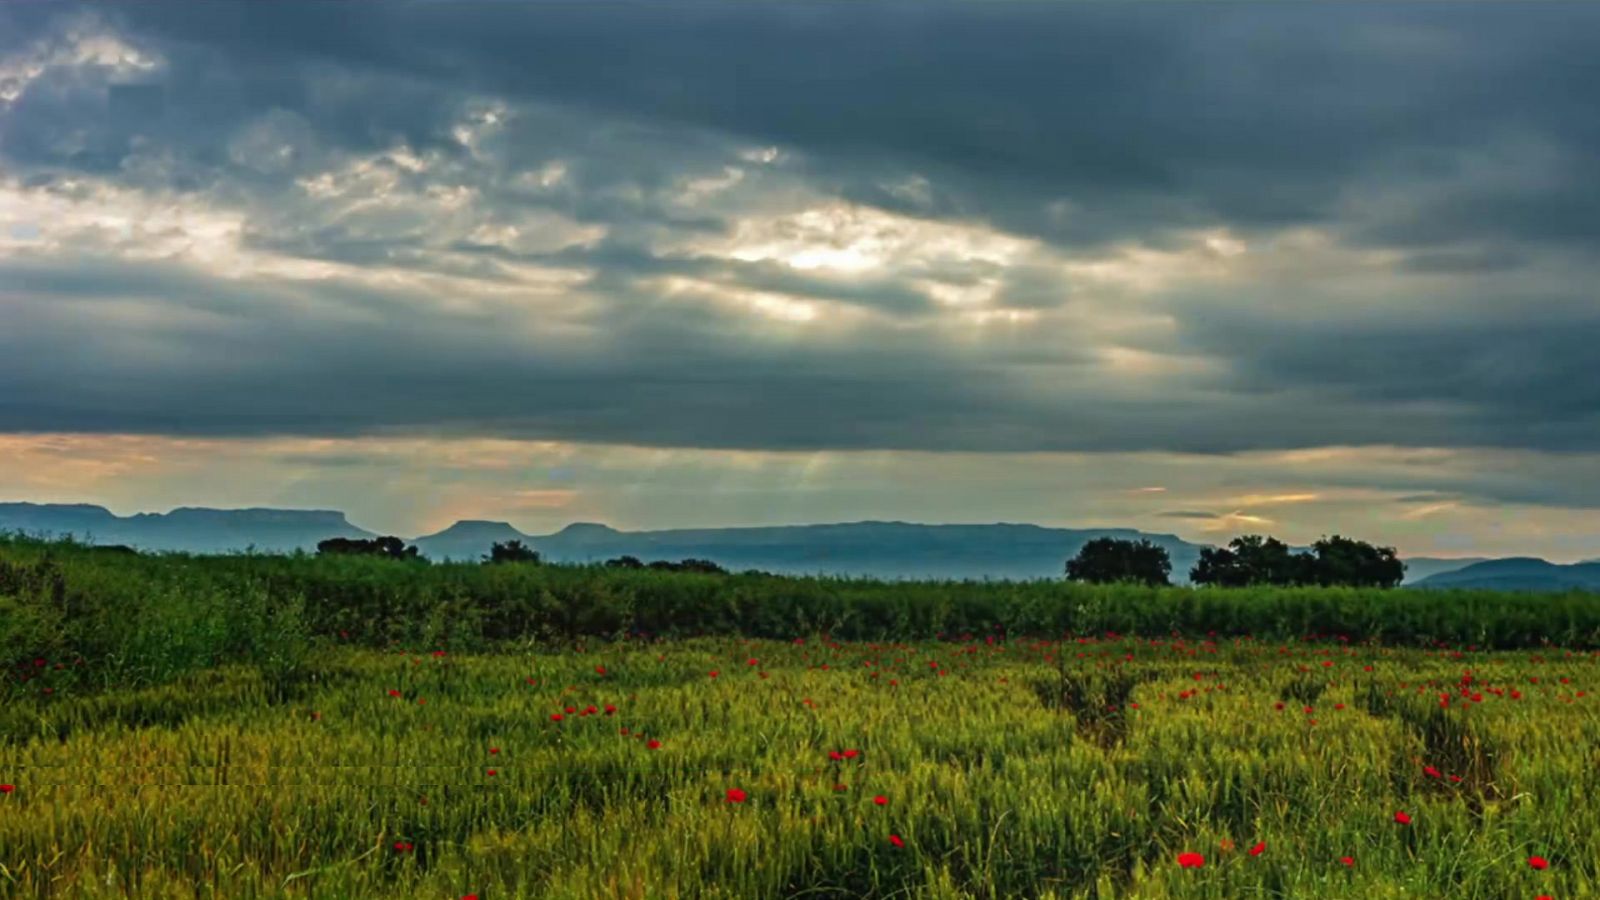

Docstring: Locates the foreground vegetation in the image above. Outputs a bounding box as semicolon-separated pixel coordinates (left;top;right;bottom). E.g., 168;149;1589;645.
4;536;1600;699
3;636;1596;898
4;539;1599;897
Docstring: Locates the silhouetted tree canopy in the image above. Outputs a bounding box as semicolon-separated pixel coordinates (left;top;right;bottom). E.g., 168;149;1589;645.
643;558;729;574
484;540;541;565
316;536;421;561
1307;534;1405;588
603;555;644;569
88;544;141;557
1064;538;1171;586
1191;535;1308;587
1190;533;1403;588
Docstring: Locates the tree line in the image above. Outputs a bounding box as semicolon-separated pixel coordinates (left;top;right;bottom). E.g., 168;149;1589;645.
1065;534;1405;588
319;533;1401;589
316;537;728;573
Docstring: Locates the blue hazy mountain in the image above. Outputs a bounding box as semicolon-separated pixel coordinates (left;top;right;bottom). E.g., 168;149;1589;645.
518;520;1208;581
1415;557;1600;592
1399;557;1490;584
0;502;374;553
0;502;1529;584
412;520;531;561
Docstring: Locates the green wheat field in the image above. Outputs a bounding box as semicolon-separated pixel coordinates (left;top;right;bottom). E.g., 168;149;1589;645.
2;540;1597;898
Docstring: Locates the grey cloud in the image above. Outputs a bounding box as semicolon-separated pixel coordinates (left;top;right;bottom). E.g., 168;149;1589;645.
2;2;1599;461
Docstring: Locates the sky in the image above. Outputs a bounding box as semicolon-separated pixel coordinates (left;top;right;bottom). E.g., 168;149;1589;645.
2;2;1599;558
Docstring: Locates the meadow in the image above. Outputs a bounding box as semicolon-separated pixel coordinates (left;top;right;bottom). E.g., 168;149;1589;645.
3;539;1599;898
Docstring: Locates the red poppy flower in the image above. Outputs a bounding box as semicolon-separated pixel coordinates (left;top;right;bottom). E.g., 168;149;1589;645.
888;834;905;848
647;739;661;750
1177;852;1205;868
0;784;13;795
710;671;720;679
1529;856;1549;870
463;895;479;900
1248;841;1266;857
595;665;607;675
829;751;844;761
486;768;498;776
1394;811;1411;825
834;783;848;791
873;795;888;806
393;841;413;853
844;749;860;759
489;747;500;754
1339;856;1355;867
550;713;564;722
726;788;747;803
1424;765;1442;778
604;704;617;715
388;689;401;698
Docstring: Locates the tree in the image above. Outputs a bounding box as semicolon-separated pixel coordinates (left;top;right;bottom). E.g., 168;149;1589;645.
643;558;729;574
1307;534;1404;588
485;540;541;565
1191;535;1307;587
1190;545;1251;587
316;536;421;561
604;555;644;569
676;558;728;575
1065;538;1171;586
1190;533;1403;588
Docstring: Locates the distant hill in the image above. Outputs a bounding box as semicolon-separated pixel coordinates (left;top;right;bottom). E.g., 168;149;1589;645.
524;520;1212;581
0;502;374;553
1400;556;1490;585
408;519;1211;582
0;502;1582;585
1415;558;1600;592
412;520;529;561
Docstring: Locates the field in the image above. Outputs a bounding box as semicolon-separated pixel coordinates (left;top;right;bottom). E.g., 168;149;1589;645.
3;539;1600;897
4;634;1598;898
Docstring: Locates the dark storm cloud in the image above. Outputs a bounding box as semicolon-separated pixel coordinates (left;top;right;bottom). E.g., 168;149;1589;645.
94;0;1600;249
2;2;1599;457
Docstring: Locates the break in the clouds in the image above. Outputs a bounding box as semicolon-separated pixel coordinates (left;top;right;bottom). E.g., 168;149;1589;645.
1;2;1598;555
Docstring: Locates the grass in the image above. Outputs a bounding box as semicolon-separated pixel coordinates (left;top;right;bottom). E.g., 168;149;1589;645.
3;538;1599;896
2;636;1596;898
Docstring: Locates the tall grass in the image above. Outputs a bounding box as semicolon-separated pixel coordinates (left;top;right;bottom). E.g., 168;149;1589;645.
4;535;1600;697
1;637;1595;898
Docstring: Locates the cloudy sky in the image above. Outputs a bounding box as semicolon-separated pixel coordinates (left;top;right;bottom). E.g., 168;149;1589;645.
2;2;1598;557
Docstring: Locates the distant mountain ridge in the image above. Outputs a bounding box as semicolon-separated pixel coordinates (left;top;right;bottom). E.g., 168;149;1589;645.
1415;558;1600;592
0;502;374;554
415;519;1211;581
0;501;1539;585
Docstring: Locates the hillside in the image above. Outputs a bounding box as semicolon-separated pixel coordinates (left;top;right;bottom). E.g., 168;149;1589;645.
1416;557;1600;592
0;502;374;553
0;502;1540;584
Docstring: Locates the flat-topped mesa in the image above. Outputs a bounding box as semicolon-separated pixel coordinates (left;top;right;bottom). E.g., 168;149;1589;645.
154;507;356;527
553;522;620;537
423;520;525;537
